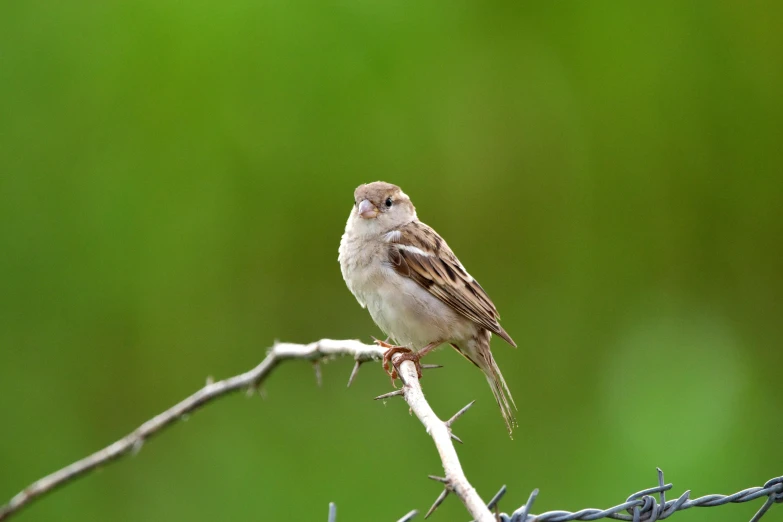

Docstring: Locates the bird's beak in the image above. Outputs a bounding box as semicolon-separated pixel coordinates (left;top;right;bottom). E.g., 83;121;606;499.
357;199;379;219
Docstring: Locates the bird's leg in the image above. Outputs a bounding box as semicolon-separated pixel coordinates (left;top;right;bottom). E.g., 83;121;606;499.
390;340;442;381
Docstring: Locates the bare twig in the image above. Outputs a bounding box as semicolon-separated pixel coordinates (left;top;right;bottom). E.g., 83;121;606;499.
0;339;385;521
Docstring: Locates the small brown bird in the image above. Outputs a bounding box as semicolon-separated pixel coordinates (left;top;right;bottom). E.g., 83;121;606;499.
338;181;518;434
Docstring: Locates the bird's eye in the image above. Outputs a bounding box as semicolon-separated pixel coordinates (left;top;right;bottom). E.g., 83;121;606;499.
385;197;393;208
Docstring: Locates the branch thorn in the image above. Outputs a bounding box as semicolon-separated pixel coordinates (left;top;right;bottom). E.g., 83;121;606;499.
313;362;323;387
442;400;474;444
425;488;450;519
131;438;144;456
425;477;454;520
374;389;405;401
445;400;475;427
346;360;362;387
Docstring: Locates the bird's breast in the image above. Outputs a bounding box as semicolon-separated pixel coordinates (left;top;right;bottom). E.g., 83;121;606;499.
338;233;383;307
339;231;477;349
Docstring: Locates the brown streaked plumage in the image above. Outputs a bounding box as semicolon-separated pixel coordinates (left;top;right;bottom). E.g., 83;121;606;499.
338;181;518;434
386;220;517;348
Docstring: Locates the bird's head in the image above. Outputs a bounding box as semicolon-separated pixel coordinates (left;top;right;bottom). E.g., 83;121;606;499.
349;181;417;234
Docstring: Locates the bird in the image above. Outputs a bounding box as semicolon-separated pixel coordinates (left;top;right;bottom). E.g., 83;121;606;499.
338;181;518;434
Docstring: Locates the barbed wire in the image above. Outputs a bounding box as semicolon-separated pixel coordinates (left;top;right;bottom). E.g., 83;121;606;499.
329;468;782;522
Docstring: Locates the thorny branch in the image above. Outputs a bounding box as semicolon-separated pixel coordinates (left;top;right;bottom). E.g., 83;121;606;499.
3;339;780;522
0;339;493;521
383;359;494;522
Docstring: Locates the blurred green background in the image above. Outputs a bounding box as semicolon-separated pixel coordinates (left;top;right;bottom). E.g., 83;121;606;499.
1;1;781;521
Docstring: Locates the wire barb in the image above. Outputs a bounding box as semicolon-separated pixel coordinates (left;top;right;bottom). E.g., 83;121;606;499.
486;485;507;511
396;510;419;522
508;488;539;522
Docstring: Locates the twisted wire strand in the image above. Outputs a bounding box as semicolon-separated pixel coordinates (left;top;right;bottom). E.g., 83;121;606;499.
498;469;783;522
329;469;782;522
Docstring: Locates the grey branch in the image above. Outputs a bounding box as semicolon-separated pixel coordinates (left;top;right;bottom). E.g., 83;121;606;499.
0;339;383;520
391;358;494;522
0;339;492;521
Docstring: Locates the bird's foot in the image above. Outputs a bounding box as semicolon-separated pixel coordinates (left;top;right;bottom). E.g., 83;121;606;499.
373;338;422;386
391;350;424;380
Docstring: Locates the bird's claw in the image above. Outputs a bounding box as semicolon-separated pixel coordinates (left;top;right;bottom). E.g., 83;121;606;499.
374;339;407;386
372;336;394;349
373;337;427;386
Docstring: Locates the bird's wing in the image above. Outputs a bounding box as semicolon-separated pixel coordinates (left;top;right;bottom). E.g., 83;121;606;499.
385;221;516;347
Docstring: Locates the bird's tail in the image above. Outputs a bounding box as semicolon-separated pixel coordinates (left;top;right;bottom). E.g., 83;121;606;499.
450;338;518;437
479;350;517;437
